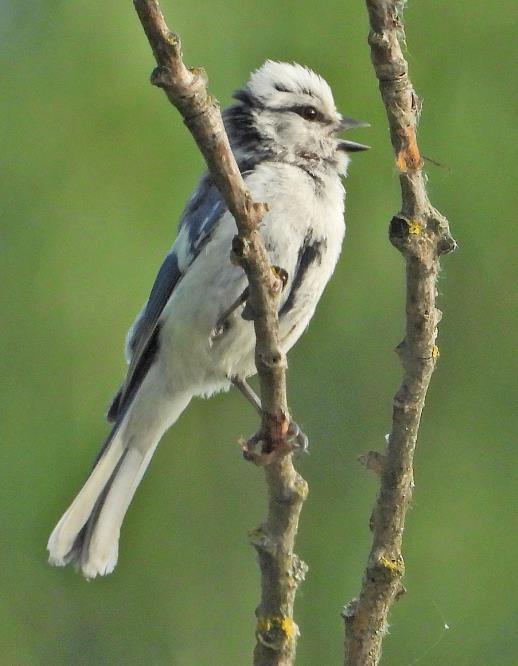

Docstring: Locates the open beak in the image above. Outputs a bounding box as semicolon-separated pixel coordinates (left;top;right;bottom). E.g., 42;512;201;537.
337;139;370;152
336;115;370;152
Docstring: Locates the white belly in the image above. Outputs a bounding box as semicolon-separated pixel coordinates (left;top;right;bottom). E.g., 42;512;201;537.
156;162;345;397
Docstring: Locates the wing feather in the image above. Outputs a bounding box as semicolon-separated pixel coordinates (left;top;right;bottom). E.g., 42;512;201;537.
108;176;226;423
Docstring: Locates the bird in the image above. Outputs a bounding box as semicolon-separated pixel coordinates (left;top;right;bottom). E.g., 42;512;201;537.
47;60;369;578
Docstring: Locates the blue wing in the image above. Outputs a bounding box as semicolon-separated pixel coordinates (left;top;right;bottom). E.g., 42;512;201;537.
108;175;226;422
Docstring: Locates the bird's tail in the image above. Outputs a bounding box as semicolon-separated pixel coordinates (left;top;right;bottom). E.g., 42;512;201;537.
47;390;191;579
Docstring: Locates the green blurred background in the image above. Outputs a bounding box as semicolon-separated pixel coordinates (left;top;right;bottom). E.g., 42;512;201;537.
1;1;517;664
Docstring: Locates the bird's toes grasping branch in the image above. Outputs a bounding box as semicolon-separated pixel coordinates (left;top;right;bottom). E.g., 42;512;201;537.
241;418;309;465
232;376;308;464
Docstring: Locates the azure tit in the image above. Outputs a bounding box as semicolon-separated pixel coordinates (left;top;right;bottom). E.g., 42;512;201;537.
47;61;368;578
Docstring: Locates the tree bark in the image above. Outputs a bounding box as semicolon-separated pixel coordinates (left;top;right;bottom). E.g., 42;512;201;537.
133;3;307;664
343;2;456;664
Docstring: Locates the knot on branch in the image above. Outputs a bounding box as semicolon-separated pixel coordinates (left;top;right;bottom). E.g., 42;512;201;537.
231;197;269;238
256;614;299;651
341;598;359;624
247;199;270;224
258;349;287;371
426;209;457;256
150;62;206;104
393;391;420;413
164;29;180;47
371;551;405;581
231;234;251;264
389;215;423;251
291;553;309;585
249;527;276;555
395;582;407;601
150;65;172;89
188;65;208;85
389;214;452;259
250;530;307;585
359;450;386;475
437;232;458;256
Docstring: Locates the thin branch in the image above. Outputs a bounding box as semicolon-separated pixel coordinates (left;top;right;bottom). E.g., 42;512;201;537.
133;2;307;664
343;2;456;664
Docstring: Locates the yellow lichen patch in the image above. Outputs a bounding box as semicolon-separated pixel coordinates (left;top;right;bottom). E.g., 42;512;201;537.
281;616;298;639
257;615;297;640
407;220;423;235
432;345;440;358
379;555;404;575
294;477;309;500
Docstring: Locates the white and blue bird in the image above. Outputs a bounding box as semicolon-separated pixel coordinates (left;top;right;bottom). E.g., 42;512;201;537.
47;61;368;578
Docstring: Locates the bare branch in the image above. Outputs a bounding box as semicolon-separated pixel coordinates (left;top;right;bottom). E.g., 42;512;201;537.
343;2;456;664
133;2;307;663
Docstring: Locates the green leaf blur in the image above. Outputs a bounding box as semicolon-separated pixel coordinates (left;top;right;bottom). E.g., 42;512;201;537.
1;1;516;664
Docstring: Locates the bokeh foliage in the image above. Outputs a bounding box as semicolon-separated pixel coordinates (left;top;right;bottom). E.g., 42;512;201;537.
1;1;517;664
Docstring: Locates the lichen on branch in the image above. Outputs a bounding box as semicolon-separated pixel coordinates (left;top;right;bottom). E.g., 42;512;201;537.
133;2;307;664
343;2;456;665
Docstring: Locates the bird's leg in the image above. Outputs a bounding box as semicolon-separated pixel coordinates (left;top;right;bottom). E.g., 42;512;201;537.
211;288;250;338
231;377;309;463
232;377;262;415
214;266;289;332
271;265;289;290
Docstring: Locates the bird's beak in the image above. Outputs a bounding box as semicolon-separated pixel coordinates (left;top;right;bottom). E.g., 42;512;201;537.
337;139;370;152
339;116;370;131
336;115;370;152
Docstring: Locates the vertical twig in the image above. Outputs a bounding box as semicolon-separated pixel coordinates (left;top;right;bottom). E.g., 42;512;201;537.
251;462;308;666
133;2;307;664
343;2;456;664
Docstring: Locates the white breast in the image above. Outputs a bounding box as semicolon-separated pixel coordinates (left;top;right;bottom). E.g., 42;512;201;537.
248;163;346;352
157;161;346;395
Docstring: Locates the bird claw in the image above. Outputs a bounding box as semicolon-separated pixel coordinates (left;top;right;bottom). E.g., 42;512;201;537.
287;421;309;456
241;421;309;465
271;265;289;292
241;434;272;465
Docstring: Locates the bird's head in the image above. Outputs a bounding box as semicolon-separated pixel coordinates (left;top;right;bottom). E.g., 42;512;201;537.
225;60;369;176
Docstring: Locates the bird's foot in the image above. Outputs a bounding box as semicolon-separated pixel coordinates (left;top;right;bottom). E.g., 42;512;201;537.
287;421;309;456
271;265;289;292
241;420;309;465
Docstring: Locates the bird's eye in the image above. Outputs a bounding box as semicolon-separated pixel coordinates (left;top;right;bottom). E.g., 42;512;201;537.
298;106;319;121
